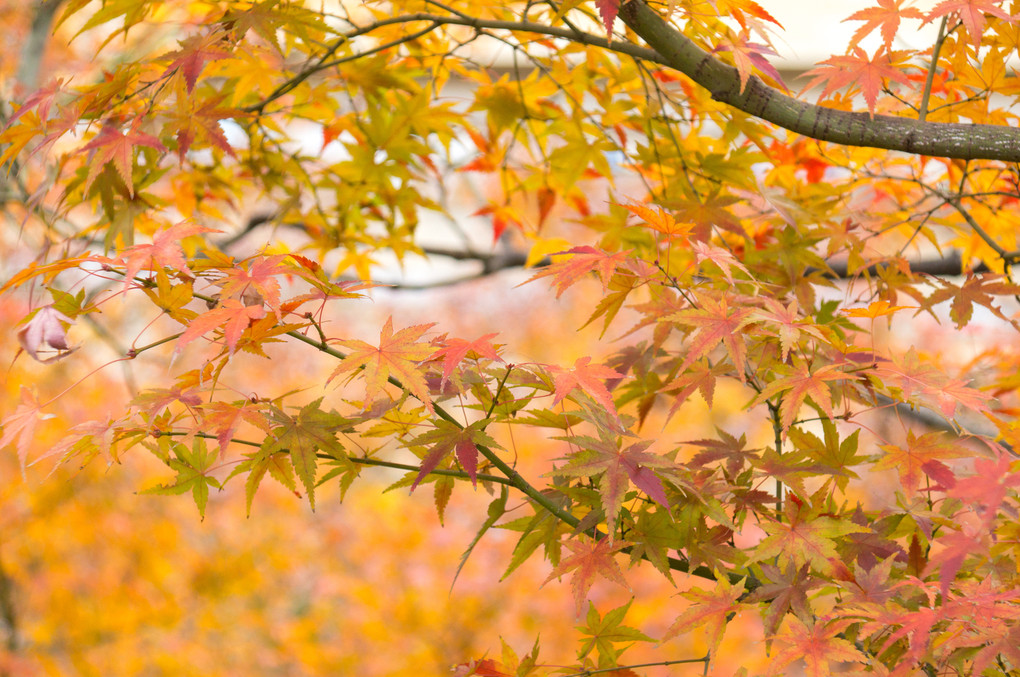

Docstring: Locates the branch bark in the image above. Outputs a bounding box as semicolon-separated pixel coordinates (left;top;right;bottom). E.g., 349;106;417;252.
618;0;1020;162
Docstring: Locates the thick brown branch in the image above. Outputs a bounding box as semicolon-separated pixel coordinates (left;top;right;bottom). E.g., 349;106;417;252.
618;0;1020;162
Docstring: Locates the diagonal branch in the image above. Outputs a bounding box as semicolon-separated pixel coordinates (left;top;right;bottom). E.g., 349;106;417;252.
618;0;1020;162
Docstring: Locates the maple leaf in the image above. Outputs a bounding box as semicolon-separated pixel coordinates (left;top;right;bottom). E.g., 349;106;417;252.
668;193;743;238
663;575;746;654
160;32;230;92
925;526;986;597
875;430;970;494
174;298;267;356
214;255;290;319
801;46;913;116
80;120;166;196
577;599;654;665
0;387;55;474
523;246;632;298
751;298;825;362
543;536;632;617
946;453;1020;526
746;563;818;638
409;419;499;489
264;398;354;509
329;317;437;412
690;240;750;286
199;400;272;455
844;0;924;51
750;503;870;574
669;295;755;381
621;202;692;241
451;658;511;677
16;305;76;363
596;0;621;37
120;221;218;286
751;362;846;433
715;33;785;92
555;431;674;536
546;356;623;422
170;95;239;164
430;333;502;388
924;0;1013;47
766;616;865;677
924;273;1020;328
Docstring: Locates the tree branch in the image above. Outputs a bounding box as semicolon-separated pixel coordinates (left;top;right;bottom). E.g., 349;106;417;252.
618;0;1020;162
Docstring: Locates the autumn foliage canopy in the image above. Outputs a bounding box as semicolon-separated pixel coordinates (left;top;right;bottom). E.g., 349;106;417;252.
3;0;1020;674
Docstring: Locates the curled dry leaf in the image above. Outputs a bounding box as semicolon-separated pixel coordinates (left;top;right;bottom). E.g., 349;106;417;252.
17;305;77;363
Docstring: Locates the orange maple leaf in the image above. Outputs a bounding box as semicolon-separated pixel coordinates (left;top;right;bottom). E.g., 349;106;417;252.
924;0;1013;47
669;294;755;381
844;0;924;51
766;616;864;677
876;430;970;494
120;221;219;286
329;317;437;412
543;536;632;617
215;255;290;319
547;356;623;422
663;575;745;652
524;246;631;298
752;362;846;432
801;46;913;116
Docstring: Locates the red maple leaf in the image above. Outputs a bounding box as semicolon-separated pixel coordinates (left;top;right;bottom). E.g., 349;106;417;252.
430;333;502;388
175;298;267;356
161;33;230;92
543;536;631;617
80;119;166;196
547;356;623;422
329;317;437;412
596;0;621;37
947;453;1020;526
801;46;913;116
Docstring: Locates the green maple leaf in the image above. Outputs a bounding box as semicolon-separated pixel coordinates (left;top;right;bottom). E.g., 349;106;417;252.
264;398;354;509
750;504;869;574
141;438;221;518
577;599;654;665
